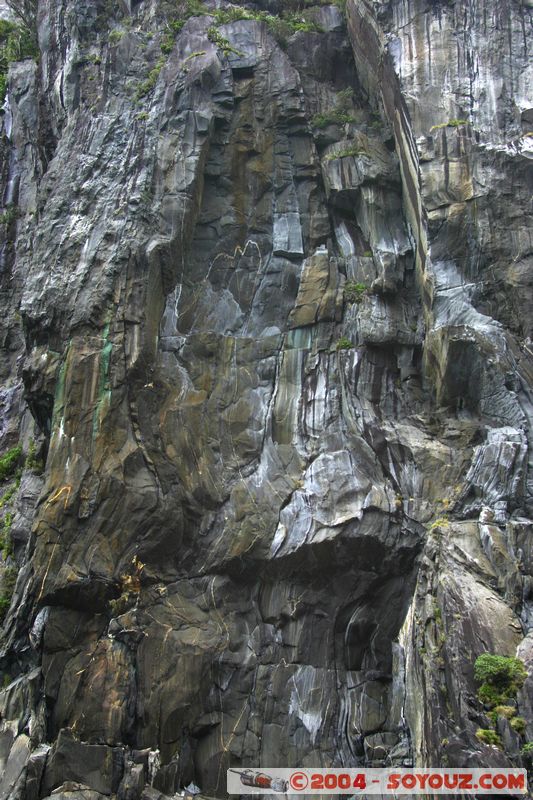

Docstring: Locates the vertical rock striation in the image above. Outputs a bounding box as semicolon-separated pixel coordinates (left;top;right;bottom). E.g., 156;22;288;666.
0;0;531;797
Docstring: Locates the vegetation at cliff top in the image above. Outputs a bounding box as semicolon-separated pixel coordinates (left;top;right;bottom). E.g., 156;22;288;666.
159;0;324;60
207;26;245;57
165;0;324;32
4;1;37;32
0;1;38;104
212;5;322;32
265;0;346;9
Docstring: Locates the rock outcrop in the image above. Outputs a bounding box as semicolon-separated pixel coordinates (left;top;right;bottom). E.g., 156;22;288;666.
0;0;531;797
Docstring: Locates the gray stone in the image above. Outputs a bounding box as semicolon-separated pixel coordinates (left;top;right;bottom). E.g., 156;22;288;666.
272;213;304;258
0;734;30;800
42;731;124;797
0;0;531;794
117;763;145;800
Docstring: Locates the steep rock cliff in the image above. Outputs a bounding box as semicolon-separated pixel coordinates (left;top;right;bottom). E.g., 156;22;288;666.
0;0;531;797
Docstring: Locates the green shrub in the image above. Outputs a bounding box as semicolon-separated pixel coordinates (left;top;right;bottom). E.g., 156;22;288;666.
475;653;527;709
136;56;166;99
183;50;206;64
281;11;322;33
491;705;517;720
0;479;19;509
109;29;124;45
429;516;449;531
511;717;527;735
325;145;366;161
0;446;22;482
159;0;208;55
211;5;253;24
168;19;186;35
25;440;43;474
0;205;19;225
336;337;353;350
430;119;469;133
0;513;13;559
161;34;175;54
475;654;527;690
313;108;358;129
312;86;359;129
0;566;17;624
521;742;533;762
207;26;244;57
478;683;508;708
162;0;208;39
344;281;367;304
476;729;502;748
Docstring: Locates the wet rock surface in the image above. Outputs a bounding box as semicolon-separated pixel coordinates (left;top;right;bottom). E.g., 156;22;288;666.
0;0;531;797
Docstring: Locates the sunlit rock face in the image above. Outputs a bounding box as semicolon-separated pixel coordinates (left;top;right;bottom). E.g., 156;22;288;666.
0;0;531;796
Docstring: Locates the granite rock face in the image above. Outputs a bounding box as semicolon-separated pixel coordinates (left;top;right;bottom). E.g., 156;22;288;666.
0;0;531;796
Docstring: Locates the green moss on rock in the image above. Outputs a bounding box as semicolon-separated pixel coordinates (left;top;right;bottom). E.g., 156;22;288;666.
0;446;22;482
476;728;502;748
